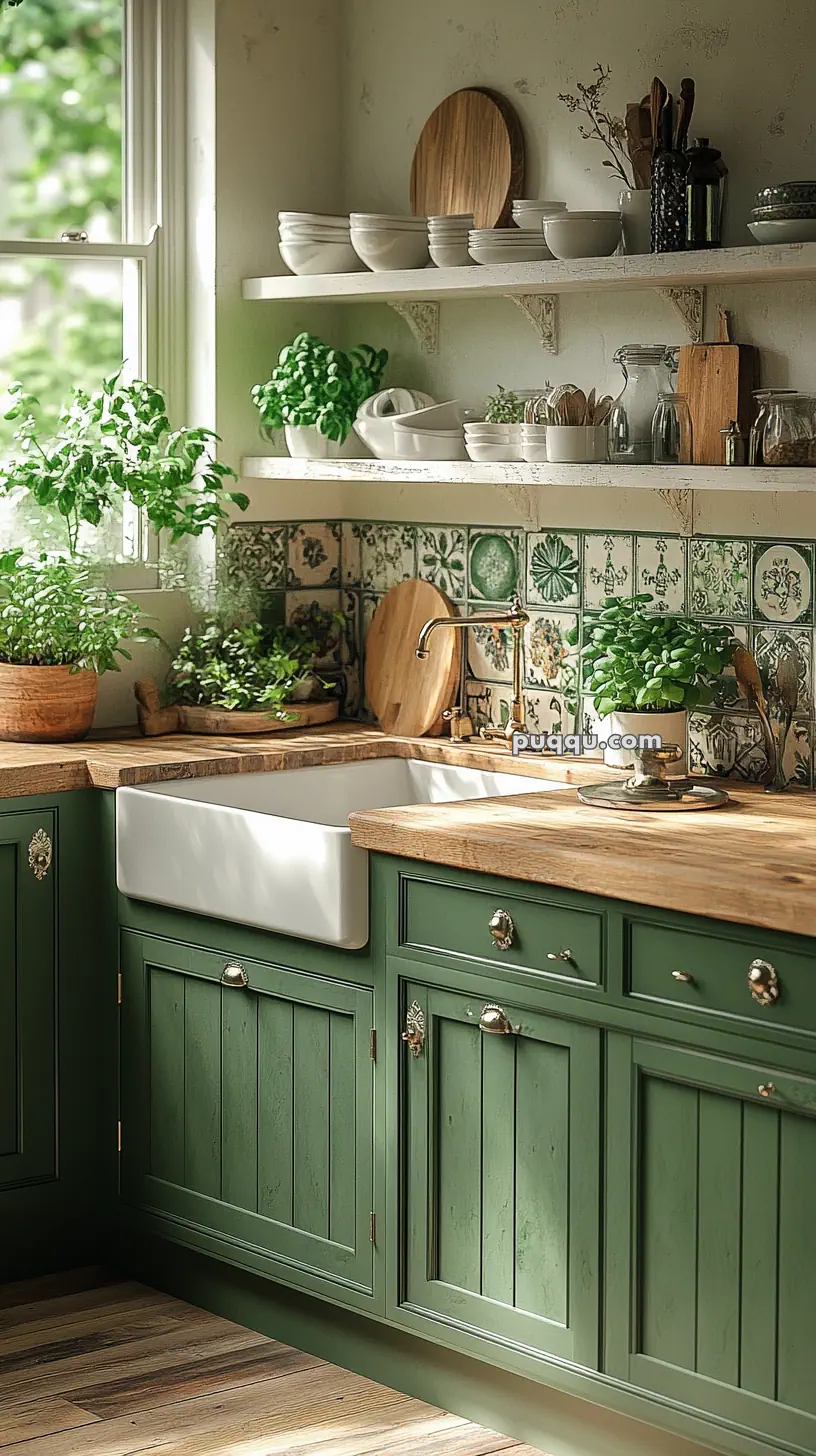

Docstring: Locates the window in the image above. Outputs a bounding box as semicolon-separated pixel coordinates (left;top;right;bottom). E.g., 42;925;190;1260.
0;0;183;569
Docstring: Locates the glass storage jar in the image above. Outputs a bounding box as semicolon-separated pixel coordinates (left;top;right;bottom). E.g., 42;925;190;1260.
762;394;816;467
609;345;674;464
749;389;797;465
652;392;693;465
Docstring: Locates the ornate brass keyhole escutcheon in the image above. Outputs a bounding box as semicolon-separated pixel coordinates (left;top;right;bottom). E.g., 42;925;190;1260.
402;1001;425;1058
28;828;52;881
489;909;515;950
748;958;780;1007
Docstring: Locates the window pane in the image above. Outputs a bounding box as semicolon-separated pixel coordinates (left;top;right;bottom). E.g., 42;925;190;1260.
0;253;127;560
0;0;123;242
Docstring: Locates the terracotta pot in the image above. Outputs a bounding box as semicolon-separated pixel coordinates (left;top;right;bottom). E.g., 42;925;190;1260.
0;663;98;743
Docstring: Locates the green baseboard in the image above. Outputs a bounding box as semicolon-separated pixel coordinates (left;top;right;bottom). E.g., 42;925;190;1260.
120;1233;730;1456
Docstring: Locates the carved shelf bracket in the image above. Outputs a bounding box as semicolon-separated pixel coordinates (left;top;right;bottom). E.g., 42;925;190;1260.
387;300;439;354
505;293;558;353
658;286;705;342
658;486;695;536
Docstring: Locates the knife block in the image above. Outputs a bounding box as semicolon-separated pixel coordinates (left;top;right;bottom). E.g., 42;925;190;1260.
677;343;760;466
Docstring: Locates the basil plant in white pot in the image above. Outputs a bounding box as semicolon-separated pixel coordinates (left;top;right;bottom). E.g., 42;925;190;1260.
570;596;734;772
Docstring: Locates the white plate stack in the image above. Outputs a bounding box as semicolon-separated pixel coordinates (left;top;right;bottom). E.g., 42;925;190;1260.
464;421;524;463
468;227;551;266
428;214;475;268
350;214;430;271
278;213;362;276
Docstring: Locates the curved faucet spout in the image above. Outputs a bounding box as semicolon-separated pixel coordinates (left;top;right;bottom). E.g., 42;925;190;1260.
415;616;465;659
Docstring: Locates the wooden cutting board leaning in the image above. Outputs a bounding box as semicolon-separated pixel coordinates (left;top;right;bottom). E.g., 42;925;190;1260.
410;87;525;228
364;579;461;737
677;308;760;465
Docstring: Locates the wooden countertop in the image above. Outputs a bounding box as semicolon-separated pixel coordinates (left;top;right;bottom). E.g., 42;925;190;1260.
349;785;816;940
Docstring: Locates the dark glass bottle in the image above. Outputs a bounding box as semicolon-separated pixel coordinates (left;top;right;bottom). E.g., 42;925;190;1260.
651;149;688;252
685;138;727;248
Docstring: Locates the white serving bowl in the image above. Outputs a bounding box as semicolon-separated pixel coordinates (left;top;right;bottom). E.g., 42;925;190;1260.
278;211;350;227
279;225;352;243
512;201;567;231
350;212;427;230
350;228;430;271
353;390;436;458
279;239;365;275
469;242;551;265
466;441;517;463
392;423;466;461
399;401;466;431
465;421;517;435
748;218;816;245
430;241;473;268
542;212;621;259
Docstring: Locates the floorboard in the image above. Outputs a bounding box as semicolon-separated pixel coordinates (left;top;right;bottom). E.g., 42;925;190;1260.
0;1276;540;1455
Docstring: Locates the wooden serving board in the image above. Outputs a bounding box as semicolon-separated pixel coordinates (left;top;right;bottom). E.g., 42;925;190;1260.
364;580;461;737
134;679;339;736
677;313;760;465
410;87;524;229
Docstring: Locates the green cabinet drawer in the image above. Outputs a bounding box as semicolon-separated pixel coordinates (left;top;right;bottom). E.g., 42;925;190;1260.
399;873;604;989
626;918;816;1040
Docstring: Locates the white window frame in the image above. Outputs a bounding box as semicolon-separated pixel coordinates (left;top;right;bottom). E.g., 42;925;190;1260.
0;0;188;585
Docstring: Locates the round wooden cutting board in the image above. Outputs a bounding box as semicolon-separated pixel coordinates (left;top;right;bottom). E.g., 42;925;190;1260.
410;87;525;229
364;580;461;737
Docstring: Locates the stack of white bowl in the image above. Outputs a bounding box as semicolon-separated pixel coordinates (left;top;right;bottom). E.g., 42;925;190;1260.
350;214;430;271
520;422;549;463
464;421;524;463
428;214;475;268
468;227;551;266
511;199;567;233
278;213;362;276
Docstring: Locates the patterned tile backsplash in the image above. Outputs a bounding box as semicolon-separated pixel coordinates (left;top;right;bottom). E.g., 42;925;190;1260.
223;520;816;787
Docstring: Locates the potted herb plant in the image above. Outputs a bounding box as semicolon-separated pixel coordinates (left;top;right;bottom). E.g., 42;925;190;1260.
571;596;733;770
0;551;155;741
0;371;244;742
251;333;388;460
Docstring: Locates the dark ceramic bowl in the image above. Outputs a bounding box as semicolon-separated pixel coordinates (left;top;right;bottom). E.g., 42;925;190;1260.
751;202;816;221
755;181;816;208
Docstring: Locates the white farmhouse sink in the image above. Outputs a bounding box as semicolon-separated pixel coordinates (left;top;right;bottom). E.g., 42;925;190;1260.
116;757;561;949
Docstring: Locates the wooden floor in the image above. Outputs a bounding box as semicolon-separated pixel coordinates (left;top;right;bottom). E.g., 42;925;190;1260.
0;1269;543;1454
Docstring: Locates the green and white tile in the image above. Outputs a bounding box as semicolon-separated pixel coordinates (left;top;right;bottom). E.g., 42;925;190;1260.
752;541;813;624
525;531;580;607
688;710;766;781
583;532;634;609
342;521;362;587
524;690;571;735
285;588;343;668
707;622;749;709
753;625;813;715
465;678;514;734
359;523;415;591
223;523;286;590
467;604;514;684
468;528;522;603
578;695;604;758
523;610;578;691
417;526;466;600
635;535;686;613
287;521;341;588
689;538;749;620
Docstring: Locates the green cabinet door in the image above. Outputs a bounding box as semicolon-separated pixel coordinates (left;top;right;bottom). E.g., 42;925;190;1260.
0;811;56;1191
120;932;375;1302
606;1035;816;1452
400;978;601;1368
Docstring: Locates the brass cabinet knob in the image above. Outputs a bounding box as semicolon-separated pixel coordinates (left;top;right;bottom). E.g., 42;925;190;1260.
758;1082;776;1098
479;1003;517;1036
547;948;574;964
489;909;515;951
672;970;695;984
748;958;780;1007
221;964;248;989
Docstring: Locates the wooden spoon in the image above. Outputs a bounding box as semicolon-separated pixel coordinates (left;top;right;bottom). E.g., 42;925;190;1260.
649;76;668;152
592;395;614;427
584;387;596;426
770;647;799;791
566;389;586;427
732;645;777;786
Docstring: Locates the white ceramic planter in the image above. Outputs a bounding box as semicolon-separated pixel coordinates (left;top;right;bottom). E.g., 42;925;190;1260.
602;709;687;773
620;188;652;255
285;424;344;459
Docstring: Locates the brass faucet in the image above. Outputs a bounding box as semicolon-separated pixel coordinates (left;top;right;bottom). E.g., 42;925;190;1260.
415;594;529;744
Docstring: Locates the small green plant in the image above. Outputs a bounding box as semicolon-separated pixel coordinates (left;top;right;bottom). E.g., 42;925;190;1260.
0;372;246;556
0;550;155;673
251;333;388;444
166;618;329;717
484;387;525;425
568;596;734;716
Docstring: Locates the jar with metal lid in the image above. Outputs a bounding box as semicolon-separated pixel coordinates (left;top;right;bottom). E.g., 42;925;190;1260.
762;394;816;467
749;389;797;465
609;345;674;464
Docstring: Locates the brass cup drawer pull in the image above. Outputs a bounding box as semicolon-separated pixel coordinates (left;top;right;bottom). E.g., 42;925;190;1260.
758;1082;776;1098
489;908;515;951
221;964;249;989
479;1003;517;1036
672;969;695;984
547;948;574;965
748;957;780;1007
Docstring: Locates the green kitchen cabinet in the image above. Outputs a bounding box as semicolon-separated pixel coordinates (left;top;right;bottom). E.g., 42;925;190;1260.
120;931;377;1309
0;810;56;1193
606;1033;816;1453
396;970;601;1369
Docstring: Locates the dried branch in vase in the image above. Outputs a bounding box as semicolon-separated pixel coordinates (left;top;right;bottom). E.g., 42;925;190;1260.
558;63;636;189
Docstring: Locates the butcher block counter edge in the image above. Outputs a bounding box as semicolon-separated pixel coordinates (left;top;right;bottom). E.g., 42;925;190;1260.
349;788;816;940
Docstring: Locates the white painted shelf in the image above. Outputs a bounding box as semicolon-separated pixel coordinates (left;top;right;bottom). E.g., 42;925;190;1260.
243;242;816;304
242;457;816;492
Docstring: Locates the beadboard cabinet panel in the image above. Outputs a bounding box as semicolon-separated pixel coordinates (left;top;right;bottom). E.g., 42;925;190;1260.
399;977;601;1369
0;811;56;1192
120;932;376;1302
606;1035;816;1453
